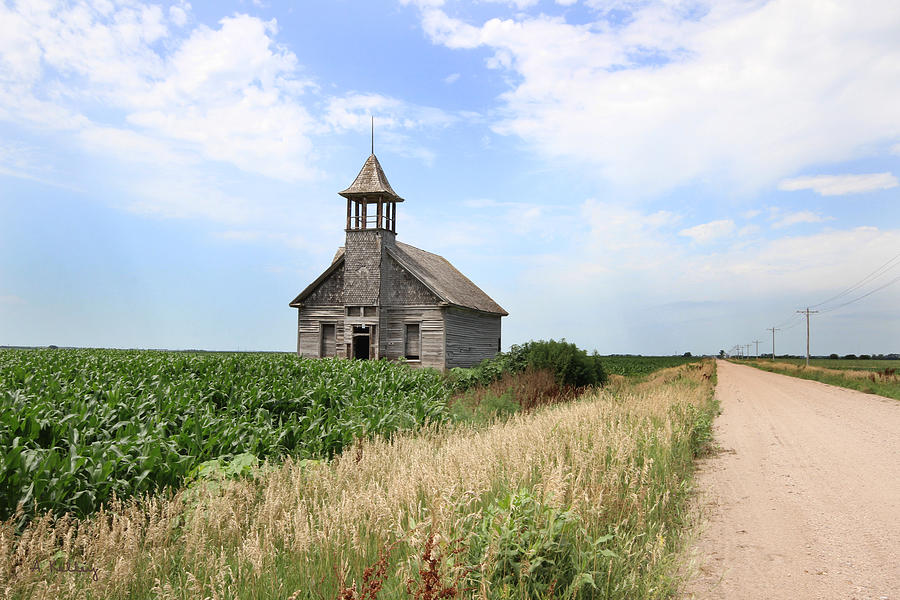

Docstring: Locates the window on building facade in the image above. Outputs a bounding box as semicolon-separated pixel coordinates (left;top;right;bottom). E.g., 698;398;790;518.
346;306;377;317
320;323;336;357
405;323;420;360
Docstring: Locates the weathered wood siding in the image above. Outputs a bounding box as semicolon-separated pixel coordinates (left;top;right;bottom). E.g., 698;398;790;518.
444;307;501;368
379;306;444;370
303;264;344;305
381;255;440;305
297;306;345;358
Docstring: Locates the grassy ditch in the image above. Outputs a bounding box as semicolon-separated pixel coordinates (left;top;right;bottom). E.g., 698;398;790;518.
2;360;717;600
737;359;900;401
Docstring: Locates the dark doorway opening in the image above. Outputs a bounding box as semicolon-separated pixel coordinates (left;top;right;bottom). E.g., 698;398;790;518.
353;335;370;359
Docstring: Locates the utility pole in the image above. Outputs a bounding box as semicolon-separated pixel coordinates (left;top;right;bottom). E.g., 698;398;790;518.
745;344;751;358
767;327;779;361
753;340;762;358
796;308;819;366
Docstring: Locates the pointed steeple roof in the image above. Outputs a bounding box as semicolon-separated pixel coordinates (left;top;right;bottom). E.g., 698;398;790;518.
339;154;404;202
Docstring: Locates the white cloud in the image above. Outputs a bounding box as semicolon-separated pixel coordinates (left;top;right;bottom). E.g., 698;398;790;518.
0;2;457;227
0;140;81;190
169;4;189;27
777;173;899;196
0;4;319;184
123;175;261;224
580;200;680;270
325;93;456;132
691;227;900;299
484;0;541;7
531;202;900;312
406;1;900;194
0;295;26;305
771;210;829;229
443;72;461;84
678;219;735;244
324;92;462;164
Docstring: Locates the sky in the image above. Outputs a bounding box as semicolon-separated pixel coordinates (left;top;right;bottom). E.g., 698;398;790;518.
1;0;899;357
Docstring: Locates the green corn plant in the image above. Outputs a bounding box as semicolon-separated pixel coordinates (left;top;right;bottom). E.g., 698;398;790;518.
0;348;450;525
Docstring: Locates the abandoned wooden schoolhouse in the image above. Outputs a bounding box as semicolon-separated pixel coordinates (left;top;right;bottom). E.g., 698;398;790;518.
290;153;507;370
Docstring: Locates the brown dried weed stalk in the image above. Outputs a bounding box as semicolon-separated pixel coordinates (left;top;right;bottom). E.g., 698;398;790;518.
406;532;473;600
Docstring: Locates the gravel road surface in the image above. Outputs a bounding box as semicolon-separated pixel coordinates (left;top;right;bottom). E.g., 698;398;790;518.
684;360;899;599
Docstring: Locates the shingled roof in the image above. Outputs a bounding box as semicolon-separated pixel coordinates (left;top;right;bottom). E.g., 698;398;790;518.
339;154;404;201
290;242;508;315
389;242;508;315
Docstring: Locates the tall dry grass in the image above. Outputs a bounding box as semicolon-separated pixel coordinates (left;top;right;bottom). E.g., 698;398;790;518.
1;361;716;600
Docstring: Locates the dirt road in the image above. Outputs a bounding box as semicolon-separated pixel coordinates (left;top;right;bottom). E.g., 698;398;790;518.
684;360;900;599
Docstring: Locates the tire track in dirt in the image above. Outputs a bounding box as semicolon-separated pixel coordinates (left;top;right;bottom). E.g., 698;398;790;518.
684;360;900;599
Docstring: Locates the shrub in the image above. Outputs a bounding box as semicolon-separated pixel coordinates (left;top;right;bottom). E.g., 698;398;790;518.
519;340;607;388
449;340;606;394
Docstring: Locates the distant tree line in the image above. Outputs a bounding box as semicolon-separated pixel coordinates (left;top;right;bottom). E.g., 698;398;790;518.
725;353;900;360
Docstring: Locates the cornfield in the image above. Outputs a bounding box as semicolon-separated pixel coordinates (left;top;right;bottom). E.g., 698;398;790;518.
0;349;449;525
599;355;702;377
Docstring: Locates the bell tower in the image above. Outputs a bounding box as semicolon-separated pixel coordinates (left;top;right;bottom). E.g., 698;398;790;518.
338;153;404;361
339;153;403;236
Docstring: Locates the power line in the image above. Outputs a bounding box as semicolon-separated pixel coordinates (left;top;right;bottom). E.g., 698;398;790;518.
811;250;900;309
818;274;900;314
775;312;802;329
781;316;805;332
735;250;900;357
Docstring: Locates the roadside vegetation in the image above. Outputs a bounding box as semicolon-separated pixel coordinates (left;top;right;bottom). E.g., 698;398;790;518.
751;357;900;372
735;358;900;401
446;341;702;423
447;340;608;422
1;358;717;600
